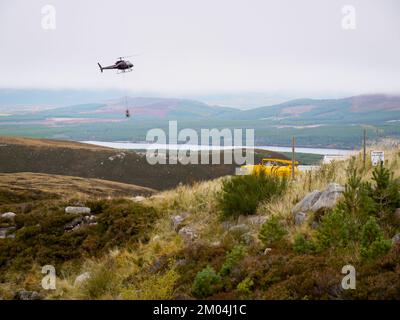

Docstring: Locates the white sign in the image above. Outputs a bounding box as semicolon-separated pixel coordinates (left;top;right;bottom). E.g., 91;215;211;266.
371;151;384;166
323;154;346;164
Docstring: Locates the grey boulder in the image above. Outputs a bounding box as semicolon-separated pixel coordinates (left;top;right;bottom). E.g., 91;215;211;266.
228;224;250;236
74;272;91;286
242;215;268;225
132;196;146;202
14;290;41;300
310;183;344;212
392;233;400;245
0;227;15;239
1;212;16;220
171;214;186;231
64;215;96;232
178;226;197;242
292;190;322;215
65;206;91;214
294;212;306;225
292;183;345;217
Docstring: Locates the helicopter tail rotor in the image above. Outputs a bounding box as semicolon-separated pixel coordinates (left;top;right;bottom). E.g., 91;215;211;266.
97;63;103;73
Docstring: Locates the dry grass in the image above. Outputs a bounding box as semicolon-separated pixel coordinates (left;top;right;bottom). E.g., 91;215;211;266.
45;180;225;299
148;179;225;243
0;172;155;199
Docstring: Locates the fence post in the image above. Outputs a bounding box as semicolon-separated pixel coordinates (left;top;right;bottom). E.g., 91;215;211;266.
363;129;367;169
292;136;296;180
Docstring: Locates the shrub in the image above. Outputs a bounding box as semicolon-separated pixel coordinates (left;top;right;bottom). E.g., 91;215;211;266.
0;198;158;274
339;166;375;218
192;266;222;298
122;267;179;300
360;217;392;261
218;172;288;218
220;245;246;277
293;233;315;254
369;163;400;219
259;216;287;247
315;209;356;251
236;277;254;299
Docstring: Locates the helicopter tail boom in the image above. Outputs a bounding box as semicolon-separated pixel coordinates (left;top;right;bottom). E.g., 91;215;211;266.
97;63;103;73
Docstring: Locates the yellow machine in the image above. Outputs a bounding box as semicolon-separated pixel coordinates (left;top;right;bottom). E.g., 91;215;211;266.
240;158;299;177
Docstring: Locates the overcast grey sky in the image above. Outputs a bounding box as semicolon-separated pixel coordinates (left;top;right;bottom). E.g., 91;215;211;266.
0;0;399;97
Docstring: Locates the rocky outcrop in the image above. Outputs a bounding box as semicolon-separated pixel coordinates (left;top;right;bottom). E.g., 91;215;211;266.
171;215;186;231
310;183;345;212
292;183;345;225
108;152;126;161
65;206;91;214
392;233;400;245
132;196;146;202
74;272;91;286
228;224;250;236
294;212;306;225
0;227;15;239
178;226;197;242
1;212;16;220
238;215;268;226
221;221;235;231
292;190;322;215
64;215;97;232
263;248;272;255
14;290;41;300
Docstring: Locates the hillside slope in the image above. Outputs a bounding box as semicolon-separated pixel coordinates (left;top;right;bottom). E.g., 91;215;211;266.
0;136;287;190
0;172;155;203
0;144;399;300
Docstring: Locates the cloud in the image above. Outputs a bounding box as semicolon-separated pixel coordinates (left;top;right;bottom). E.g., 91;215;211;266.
0;0;399;96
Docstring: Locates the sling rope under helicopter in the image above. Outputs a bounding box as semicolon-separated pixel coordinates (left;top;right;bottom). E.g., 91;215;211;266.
119;54;139;118
122;70;130;118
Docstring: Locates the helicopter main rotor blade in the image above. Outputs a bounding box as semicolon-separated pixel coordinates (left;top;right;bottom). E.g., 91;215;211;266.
116;54;141;59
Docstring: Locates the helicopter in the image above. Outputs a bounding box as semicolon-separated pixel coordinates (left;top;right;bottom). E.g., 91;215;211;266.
98;56;134;73
98;56;135;118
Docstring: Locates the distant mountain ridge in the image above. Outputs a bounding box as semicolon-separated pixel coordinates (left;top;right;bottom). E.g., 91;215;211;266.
101;96;237;119
1;93;400;148
4;93;400;124
225;94;400;124
0;94;400;123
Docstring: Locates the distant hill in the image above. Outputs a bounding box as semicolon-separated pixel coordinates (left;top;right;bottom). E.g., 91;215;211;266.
0;96;239;123
3;93;399;124
100;97;238;120
225;94;400;124
1;93;400;148
0;136;287;191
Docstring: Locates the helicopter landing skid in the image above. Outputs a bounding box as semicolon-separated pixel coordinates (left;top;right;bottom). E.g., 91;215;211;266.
117;69;133;74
